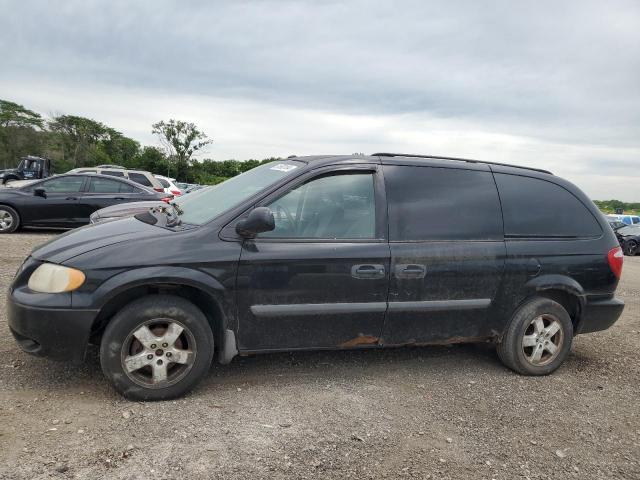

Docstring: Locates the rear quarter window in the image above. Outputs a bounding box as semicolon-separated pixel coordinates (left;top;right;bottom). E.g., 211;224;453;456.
128;172;153;187
495;173;602;238
384;165;503;241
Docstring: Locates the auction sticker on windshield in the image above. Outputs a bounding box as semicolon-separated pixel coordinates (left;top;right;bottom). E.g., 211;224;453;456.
270;163;298;172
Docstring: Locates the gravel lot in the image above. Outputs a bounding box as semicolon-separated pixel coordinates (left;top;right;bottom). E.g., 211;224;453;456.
0;231;639;479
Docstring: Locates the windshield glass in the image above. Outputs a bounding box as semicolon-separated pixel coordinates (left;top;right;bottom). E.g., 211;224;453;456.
177;160;303;225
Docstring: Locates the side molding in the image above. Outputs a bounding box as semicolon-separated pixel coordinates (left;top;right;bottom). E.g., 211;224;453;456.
388;299;491;312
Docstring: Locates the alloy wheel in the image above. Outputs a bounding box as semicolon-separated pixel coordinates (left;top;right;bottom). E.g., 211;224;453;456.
0;210;14;232
521;314;564;366
120;319;197;388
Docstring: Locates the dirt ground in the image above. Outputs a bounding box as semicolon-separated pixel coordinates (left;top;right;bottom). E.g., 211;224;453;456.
0;231;638;480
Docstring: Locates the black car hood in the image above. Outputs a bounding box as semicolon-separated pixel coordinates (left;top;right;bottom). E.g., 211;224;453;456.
31;217;173;264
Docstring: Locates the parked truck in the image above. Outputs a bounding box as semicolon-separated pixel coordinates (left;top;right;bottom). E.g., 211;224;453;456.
0;156;52;184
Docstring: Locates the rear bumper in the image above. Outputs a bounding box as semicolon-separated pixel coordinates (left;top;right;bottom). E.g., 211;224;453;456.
577;297;625;334
7;296;99;363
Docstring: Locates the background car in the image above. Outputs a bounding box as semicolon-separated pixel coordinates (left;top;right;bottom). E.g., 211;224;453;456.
155;175;182;196
68;167;164;192
607;214;640;226
0;173;169;233
176;182;205;194
613;224;640;256
90;200;167;224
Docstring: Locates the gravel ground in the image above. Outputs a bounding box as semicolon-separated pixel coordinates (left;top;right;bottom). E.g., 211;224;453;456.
0;231;639;479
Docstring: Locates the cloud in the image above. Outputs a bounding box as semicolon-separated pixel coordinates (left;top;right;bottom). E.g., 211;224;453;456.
1;0;639;199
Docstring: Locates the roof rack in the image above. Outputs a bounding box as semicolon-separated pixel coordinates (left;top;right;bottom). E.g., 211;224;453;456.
372;153;552;175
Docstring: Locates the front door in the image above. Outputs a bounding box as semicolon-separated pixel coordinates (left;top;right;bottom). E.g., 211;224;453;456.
235;166;390;351
380;164;506;345
20;175;86;227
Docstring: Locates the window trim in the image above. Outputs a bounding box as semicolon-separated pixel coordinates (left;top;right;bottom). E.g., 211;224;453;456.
221;164;388;243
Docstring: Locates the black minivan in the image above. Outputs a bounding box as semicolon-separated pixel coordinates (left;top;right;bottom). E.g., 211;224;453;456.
8;154;625;400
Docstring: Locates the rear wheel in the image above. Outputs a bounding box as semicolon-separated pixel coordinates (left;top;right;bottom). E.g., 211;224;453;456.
0;205;19;233
100;295;214;400
497;297;573;375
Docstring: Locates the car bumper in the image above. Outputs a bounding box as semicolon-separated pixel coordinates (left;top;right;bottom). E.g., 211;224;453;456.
577;297;625;334
7;296;99;363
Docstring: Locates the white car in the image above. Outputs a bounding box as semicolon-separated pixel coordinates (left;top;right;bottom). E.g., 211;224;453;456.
155;175;182;196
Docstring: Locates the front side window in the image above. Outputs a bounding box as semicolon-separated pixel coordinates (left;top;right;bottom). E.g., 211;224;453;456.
38;176;85;193
88;177;134;193
261;172;376;239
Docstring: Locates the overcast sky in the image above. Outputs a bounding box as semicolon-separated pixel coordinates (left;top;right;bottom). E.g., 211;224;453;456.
1;0;639;199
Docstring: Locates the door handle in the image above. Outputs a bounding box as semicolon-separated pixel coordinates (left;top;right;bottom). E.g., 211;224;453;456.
395;264;427;279
114;197;125;200
351;264;386;279
65;196;78;201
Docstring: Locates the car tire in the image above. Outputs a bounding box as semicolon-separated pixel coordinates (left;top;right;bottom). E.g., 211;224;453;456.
100;295;214;401
0;205;20;233
625;240;638;256
497;297;573;376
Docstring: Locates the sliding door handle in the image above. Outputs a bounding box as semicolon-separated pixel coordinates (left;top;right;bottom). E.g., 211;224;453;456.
395;264;427;279
351;264;386;279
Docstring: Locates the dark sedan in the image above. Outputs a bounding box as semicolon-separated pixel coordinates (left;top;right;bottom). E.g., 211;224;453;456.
0;174;169;233
613;224;640;256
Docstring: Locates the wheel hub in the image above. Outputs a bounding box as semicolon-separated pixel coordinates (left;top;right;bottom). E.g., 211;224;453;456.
521;314;564;366
120;319;197;388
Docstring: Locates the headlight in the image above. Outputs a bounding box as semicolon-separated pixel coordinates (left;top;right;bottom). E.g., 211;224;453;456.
28;263;86;293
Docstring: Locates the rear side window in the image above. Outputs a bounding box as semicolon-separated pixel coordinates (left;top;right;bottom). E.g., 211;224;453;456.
157;178;170;188
100;170;126;177
88;177;134;193
128;172;153;187
495;173;601;238
384;165;502;241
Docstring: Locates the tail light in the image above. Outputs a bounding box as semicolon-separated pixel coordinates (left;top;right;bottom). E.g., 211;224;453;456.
607;246;624;279
161;196;172;204
154;187;164;192
170;189;182;196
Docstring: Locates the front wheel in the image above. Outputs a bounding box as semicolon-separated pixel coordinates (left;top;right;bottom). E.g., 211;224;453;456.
0;205;20;233
100;295;214;400
625;240;638;256
497;297;573;375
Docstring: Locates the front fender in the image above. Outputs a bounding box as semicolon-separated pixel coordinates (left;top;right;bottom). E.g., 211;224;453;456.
74;266;227;308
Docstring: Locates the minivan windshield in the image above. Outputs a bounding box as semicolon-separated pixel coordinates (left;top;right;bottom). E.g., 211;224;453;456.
177;160;303;225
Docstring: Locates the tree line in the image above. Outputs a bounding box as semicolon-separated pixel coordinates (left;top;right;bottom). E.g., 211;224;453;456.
0;99;280;184
593;200;640;215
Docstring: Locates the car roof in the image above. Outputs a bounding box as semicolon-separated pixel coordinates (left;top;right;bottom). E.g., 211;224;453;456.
287;153;553;176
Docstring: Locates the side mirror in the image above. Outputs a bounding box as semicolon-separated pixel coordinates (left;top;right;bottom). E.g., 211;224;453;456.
236;207;275;238
34;188;47;198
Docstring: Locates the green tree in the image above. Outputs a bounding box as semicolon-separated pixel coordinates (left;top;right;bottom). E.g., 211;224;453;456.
49;115;107;167
0;99;45;168
95;128;140;166
152;119;212;181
